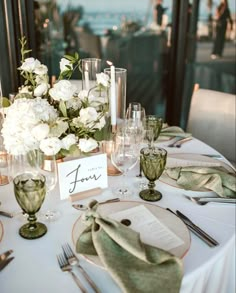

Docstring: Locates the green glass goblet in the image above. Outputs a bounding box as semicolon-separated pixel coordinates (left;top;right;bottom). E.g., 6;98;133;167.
13;173;47;239
139;147;167;201
143;116;163;147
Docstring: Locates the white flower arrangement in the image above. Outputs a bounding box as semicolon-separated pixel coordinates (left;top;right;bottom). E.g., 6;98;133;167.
1;37;110;156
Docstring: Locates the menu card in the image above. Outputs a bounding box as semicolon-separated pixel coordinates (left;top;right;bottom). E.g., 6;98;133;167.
110;205;184;251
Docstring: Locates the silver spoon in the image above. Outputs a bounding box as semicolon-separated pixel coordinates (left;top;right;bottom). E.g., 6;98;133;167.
72;198;120;211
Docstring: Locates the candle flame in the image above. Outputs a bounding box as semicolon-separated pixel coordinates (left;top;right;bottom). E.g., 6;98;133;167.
107;60;113;66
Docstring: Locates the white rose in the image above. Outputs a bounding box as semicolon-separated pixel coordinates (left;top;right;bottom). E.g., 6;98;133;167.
39;137;62;156
20;57;41;72
50;119;69;137
19;86;31;94
79;107;105;130
78;90;89;101
78;138;98;153
60;58;72;72
32;123;50;141
49;80;77;101
35;74;48;85
66;97;81;110
34;64;48;75
96;73;110;87
94;115;106;130
88;95;107;108
34;83;49;97
61;134;77;150
79;107;99;126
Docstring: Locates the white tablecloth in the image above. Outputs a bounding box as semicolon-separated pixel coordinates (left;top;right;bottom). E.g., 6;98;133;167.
0;138;235;293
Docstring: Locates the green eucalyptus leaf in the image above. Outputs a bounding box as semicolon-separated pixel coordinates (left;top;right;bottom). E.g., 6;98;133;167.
64;55;75;61
75;52;79;60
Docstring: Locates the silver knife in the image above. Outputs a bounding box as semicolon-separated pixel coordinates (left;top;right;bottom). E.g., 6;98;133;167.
0;210;14;218
0;256;14;271
166;209;219;247
176;210;219;247
0;249;13;261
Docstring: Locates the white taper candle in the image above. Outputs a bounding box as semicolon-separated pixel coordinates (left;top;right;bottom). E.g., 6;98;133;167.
110;65;116;126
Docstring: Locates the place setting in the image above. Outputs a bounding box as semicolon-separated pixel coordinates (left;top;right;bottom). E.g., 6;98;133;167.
159;152;236;201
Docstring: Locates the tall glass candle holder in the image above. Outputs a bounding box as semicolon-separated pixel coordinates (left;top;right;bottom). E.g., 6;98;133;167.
104;67;127;130
81;58;101;91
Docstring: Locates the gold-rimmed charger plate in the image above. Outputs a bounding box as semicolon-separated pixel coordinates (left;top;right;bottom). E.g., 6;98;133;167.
160;153;235;192
72;201;191;268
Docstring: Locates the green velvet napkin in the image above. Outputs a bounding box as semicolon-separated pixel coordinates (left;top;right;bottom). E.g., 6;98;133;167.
165;167;236;198
158;124;191;141
76;200;183;293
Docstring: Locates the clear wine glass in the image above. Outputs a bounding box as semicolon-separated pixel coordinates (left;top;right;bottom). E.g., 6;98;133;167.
36;151;59;221
111;132;138;197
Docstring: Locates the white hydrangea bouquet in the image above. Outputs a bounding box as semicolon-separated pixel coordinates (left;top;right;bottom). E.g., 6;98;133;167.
1;37;110;156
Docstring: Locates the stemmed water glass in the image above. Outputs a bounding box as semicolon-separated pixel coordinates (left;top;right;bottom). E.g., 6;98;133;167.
111;130;138;197
139;147;167;202
36;151;59;221
126;103;146;177
126;102;146;121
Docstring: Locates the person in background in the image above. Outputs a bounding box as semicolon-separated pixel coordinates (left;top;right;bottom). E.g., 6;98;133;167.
211;0;233;59
153;0;167;27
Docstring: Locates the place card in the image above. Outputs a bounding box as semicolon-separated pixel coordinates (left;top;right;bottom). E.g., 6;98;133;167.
110;205;184;251
57;154;108;200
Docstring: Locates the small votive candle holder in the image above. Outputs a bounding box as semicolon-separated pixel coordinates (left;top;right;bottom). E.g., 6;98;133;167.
100;140;122;176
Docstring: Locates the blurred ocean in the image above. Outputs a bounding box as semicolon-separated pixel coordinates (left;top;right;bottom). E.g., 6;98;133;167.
57;0;236;36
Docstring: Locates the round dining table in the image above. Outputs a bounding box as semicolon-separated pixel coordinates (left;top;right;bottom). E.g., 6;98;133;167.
0;137;235;293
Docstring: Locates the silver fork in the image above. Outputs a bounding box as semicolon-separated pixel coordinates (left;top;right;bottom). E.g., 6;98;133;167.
184;195;236;205
57;253;87;293
62;243;101;293
167;137;192;148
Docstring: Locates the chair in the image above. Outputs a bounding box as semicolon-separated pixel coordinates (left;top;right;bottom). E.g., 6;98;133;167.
78;31;102;59
186;88;236;164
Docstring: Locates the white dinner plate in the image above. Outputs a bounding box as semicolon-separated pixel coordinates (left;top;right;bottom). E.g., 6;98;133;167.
72;201;191;268
0;221;3;243
160;153;235;192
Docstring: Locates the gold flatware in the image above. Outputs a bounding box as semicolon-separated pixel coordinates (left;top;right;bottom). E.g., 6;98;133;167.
0;256;14;271
0;210;14;218
0;249;13;261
